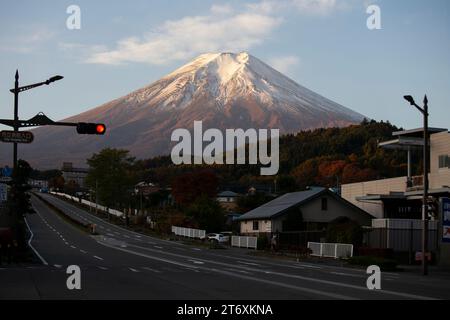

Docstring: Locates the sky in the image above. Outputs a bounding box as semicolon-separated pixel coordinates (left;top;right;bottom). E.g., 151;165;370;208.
0;0;449;131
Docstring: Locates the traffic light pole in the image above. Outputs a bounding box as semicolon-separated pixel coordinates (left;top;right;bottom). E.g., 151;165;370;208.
1;70;106;171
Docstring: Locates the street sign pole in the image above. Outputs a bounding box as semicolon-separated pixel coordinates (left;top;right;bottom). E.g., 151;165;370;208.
13;70;19;170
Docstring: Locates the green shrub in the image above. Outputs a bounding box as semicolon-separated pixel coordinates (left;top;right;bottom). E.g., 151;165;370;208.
257;235;269;250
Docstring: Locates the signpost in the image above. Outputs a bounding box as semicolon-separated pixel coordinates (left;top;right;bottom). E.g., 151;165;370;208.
442;197;450;244
0;130;34;144
0;183;8;202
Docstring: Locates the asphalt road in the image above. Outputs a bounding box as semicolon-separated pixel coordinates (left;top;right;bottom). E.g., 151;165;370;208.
1;193;449;300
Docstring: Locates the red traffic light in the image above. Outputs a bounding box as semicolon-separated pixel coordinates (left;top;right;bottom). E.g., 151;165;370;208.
77;123;106;135
96;124;106;134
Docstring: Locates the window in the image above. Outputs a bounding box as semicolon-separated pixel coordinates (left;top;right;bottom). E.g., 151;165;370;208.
252;221;259;231
321;198;328;211
439;155;450;169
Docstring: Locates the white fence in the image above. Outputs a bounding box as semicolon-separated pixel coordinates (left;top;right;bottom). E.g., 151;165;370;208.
51;192;124;217
171;226;206;240
307;242;353;259
231;236;258;249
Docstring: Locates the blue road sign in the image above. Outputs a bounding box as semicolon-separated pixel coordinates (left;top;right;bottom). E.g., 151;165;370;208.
1;166;12;177
443;198;450;243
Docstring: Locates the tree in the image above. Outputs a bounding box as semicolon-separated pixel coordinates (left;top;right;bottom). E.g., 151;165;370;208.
49;175;65;190
171;169;218;206
185;195;225;232
86;148;136;209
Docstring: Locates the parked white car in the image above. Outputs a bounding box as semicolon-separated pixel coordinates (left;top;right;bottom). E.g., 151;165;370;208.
206;233;230;243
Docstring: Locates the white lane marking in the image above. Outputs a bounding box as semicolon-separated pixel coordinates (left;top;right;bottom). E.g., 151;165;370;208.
24;216;49;266
135;235;142;238
80;249;87;254
330;272;366;278
192;248;201;251
237;261;260;266
129;268;140;273
188;260;205;265
296;264;323;269
98;266;108;270
70;245;77;249
93;255;104;261
154;246;163;249
142;267;161;273
54;264;63;268
96;240;357;300
127;243;439;300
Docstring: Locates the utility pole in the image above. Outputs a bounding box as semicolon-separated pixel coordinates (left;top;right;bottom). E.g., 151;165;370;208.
404;94;429;276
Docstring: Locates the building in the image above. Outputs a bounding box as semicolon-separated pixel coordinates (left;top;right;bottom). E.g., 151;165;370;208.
237;187;373;236
342;128;450;219
61;162;89;189
28;179;49;190
217;191;240;212
341;128;450;263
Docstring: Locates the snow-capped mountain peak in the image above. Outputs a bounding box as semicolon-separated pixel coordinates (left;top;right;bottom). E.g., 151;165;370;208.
5;52;366;168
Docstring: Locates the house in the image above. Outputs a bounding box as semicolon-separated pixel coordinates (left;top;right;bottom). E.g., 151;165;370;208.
217;191;240;211
236;187;373;236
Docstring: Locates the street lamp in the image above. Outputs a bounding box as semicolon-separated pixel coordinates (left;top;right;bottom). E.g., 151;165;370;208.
403;94;429;276
9;70;64;170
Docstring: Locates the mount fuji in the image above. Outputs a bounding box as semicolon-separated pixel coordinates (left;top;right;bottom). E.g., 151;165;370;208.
1;52;365;168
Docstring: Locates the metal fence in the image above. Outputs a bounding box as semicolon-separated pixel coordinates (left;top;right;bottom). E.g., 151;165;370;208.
307;242;354;259
231;236;258;249
364;227;439;253
171;226;206;240
51;192;123;217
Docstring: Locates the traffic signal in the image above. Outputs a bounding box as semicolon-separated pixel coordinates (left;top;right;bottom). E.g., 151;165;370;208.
76;123;106;135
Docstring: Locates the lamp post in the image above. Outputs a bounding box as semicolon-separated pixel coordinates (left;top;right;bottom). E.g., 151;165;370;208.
9;70;64;170
403;94;429;276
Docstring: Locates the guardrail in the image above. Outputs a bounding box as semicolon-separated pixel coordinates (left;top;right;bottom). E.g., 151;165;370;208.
231;236;257;250
171;226;206;240
307;242;353;259
51;192;123;217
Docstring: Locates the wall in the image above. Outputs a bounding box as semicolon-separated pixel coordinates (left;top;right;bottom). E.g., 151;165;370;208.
240;219;272;235
341;177;407;219
295;194;372;226
430;131;450;189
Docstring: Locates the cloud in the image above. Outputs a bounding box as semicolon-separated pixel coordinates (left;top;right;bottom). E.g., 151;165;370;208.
268;55;300;74
86;6;281;66
0;27;56;53
248;0;339;15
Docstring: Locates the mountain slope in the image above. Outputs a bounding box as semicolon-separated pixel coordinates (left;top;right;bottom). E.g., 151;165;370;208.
0;52;365;169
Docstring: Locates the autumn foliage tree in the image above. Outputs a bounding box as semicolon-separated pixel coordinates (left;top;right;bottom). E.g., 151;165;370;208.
171;169;218;206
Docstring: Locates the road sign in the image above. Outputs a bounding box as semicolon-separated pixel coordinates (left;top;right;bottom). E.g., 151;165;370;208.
0;183;7;202
442;198;450;243
0;130;34;144
1;166;12;177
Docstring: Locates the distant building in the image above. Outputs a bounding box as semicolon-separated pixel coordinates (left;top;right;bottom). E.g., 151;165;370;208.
217;191;240;212
236;187;372;236
135;182;160;196
28;179;49;190
61;162;89;189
